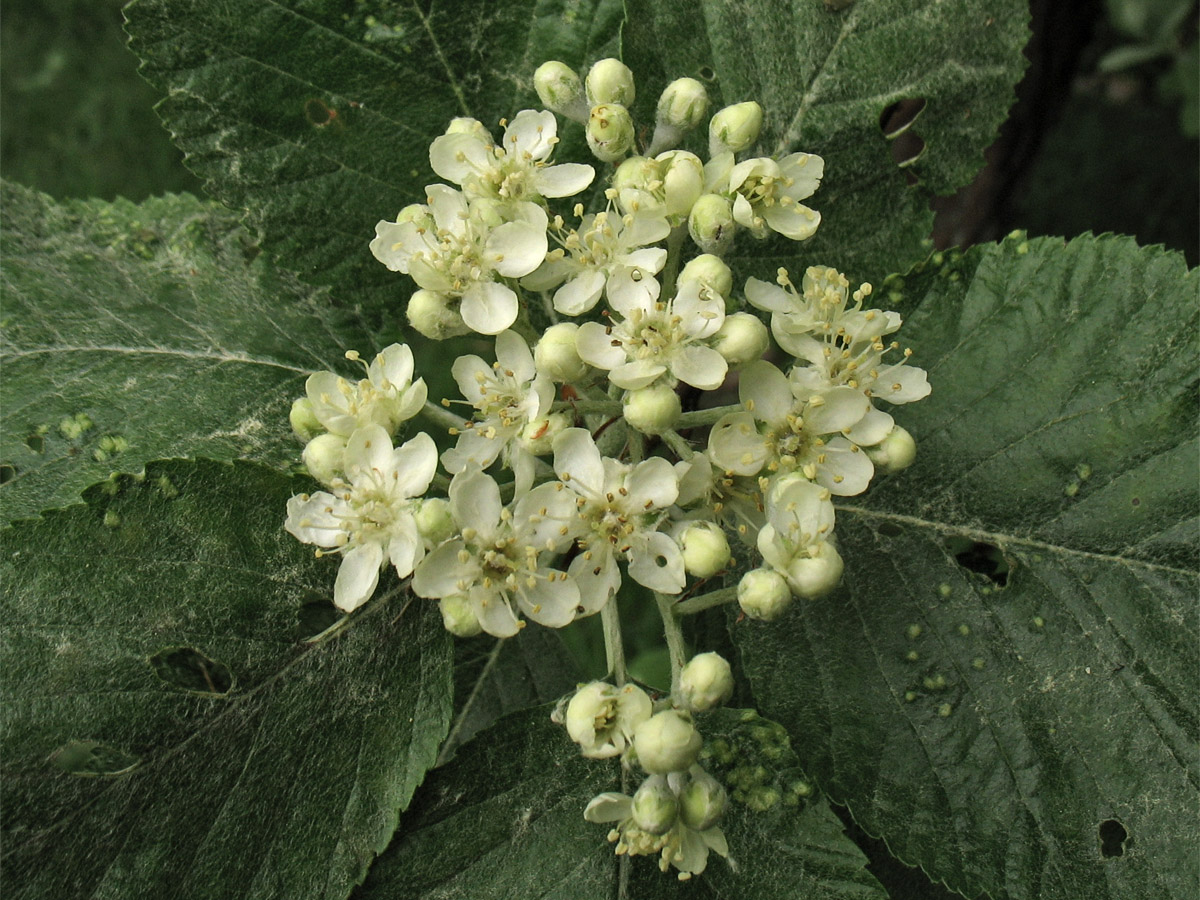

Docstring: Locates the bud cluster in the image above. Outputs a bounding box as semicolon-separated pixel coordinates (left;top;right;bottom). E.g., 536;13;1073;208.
281;57;933;881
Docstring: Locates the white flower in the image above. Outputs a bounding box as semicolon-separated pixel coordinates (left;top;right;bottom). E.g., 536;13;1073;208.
411;467;578;637
552;428;685;608
704;150;823;241
429;109;595;205
304;344;427;438
370;185;547;335
441;330;555;494
285;426;437;612
756;476;843;599
708;359;874;495
522;207;671;316
564;681;653;758
575;279;728;391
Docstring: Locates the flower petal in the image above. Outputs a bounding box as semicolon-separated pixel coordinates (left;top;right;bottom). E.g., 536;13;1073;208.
569;549;621;614
517;572;580;628
626;531;685;594
609;358;667;390
429;132;491;185
575;321;626;370
762;203;821;241
739;360;793;425
553;427;605;496
670;345;727;390
334;542;383;612
534;163;596;198
626;456;679;510
471;587;522;637
449;467;502;537
486;221;547;278
461;282;519;335
554;269;607;316
412;541;473;598
389;431;438;497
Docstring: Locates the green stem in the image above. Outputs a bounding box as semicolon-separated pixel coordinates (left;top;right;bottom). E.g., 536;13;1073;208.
660;428;694;460
419;400;466;433
654;591;689;698
674;403;744;429
660;224;688;298
628;430;645;463
552;399;623;416
673;586;738;616
601;599;626;686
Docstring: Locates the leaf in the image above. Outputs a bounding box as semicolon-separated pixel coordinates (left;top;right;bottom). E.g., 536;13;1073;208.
733;234;1199;899
622;0;1030;281
0;459;454;900
355;705;885;900
123;0;623;311
441;625;582;763
0;183;375;525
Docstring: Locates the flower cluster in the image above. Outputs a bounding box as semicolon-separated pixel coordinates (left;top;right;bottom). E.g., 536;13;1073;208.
283;56;931;881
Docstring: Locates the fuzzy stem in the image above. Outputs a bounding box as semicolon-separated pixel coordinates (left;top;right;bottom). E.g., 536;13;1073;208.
660;428;695;460
552;399;623;416
673;586;739;616
654;591;689;698
660;224;689;298
674;403;744;429
601;599;627;686
419;400;467;433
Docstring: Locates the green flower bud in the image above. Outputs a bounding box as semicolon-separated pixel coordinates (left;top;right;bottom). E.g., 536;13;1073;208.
678;767;727;830
678;253;733;298
587;103;636;163
865;425;917;473
407;289;470;340
518;412;570;455
623;383;682;435
708;101;763;157
289;397;323;442
657;150;704;218
688;193;736;255
678;651;734;712
443;116;489;139
737;567;792;621
675;522;731;579
785;541;844;599
395;202;434;230
302;433;346;486
438;595;482;638
631;775;679;834
585;58;636;106
712;312;769;368
534;61;587;121
633;710;702;774
534;322;589;383
414;497;454;544
657;77;709;132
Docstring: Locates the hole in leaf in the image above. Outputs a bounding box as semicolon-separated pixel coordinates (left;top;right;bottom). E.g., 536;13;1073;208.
24;433;44;453
50;740;140;777
890;132;926;168
945;537;1011;587
296;597;341;640
149;647;233;696
879;97;927;138
697;65;716;82
877;521;904;537
0;463;16;484
1099;819;1129;858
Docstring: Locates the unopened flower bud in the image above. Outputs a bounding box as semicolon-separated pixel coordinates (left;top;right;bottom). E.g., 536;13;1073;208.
612;155;657;194
534;61;587;121
518;412;570;455
438;595;482;638
678;254;733;298
585;58;635;106
634;710;702;774
674;522;731;579
587;103;636;163
678;651;734;712
414;497;454;544
302;433;346;486
443;116;489;139
290;397;323;442
657;150;704;218
738;567;792;621
407;289;470;340
785;541;844;599
657;78;709;132
631;775;679;834
865;425;917;473
623;383;682;435
395;202;434;230
678;767;727;830
713;312;769;368
709;101;763;157
534;322;589;383
688;193;736;255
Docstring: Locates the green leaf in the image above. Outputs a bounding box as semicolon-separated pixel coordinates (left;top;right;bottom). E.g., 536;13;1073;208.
442;625;582;763
622;0;1030;281
0;183;375;525
734;234;1199;899
0;459;453;900
124;0;623;311
356;706;885;899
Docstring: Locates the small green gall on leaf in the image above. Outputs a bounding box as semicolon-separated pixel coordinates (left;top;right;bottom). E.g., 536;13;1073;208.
148;646;234;696
50;740;141;777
